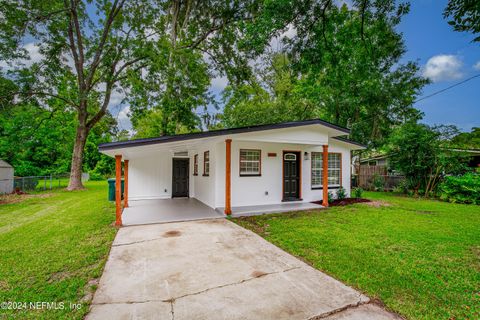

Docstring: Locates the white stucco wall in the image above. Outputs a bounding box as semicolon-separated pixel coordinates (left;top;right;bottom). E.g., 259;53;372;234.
191;141;217;208
214;140;351;208
128;152;173;200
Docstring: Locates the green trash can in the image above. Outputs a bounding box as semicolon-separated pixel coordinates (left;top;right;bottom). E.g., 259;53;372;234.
108;178;124;201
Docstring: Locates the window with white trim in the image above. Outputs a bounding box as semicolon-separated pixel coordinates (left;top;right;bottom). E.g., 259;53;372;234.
311;153;341;188
193;154;198;175
203;151;210;176
240;149;261;176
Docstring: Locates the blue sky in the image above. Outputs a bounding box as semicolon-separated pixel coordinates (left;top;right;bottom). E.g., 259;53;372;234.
397;0;480;131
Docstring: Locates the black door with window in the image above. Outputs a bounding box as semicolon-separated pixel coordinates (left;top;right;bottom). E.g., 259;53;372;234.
283;152;300;201
172;158;189;197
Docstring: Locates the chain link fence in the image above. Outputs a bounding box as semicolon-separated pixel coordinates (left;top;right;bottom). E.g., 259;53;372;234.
0;173;90;193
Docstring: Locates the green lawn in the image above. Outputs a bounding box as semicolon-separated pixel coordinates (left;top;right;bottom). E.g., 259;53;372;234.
0;181;116;319
234;193;480;320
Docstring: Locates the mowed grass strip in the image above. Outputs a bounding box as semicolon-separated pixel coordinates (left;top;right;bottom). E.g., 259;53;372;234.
0;181;116;319
233;192;480;320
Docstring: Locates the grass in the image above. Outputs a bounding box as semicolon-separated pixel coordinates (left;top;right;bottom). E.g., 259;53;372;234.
233;192;480;320
0;181;116;319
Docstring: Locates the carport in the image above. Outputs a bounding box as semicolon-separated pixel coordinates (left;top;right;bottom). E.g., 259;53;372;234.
122;198;225;226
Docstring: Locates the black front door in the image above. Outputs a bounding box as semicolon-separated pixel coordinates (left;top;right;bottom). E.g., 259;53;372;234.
172;158;189;197
283;152;300;201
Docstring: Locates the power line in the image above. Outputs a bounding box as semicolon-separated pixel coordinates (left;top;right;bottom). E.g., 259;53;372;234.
414;73;480;104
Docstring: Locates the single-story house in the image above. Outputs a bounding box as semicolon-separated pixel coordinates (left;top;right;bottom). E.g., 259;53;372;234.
0;159;14;194
99;119;365;225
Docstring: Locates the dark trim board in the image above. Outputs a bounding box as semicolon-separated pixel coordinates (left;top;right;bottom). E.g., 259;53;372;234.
99;119;352;151
332;136;366;148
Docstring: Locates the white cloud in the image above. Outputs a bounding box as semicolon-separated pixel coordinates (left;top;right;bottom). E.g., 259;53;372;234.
0;42;43;70
210;76;228;91
474;61;480;71
116;105;133;133
109;89;126;107
423;54;464;82
117;105;130;121
23;43;43;66
270;24;297;51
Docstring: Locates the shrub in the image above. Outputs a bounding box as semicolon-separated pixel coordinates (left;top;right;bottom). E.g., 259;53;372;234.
336;187;346;200
393;179;409;194
88;171;104;181
439;173;480;204
353;187;363;198
372;173;385;191
328;191;334;204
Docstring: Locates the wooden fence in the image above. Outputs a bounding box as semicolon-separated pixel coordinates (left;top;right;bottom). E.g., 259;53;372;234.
354;165;405;191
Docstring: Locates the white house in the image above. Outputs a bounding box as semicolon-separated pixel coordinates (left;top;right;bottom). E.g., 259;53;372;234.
99;119;364;225
0;159;14;194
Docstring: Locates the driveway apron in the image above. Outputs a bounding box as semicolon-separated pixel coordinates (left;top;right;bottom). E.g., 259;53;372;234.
87;219;400;320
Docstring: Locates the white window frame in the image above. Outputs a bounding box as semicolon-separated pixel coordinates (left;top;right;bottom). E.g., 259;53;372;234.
239;149;261;176
311;152;341;188
193;154;198;175
203;151;210;176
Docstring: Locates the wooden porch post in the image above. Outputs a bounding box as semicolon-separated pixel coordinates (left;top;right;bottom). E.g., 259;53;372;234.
124;160;129;208
225;139;232;215
115;155;122;226
322;145;329;207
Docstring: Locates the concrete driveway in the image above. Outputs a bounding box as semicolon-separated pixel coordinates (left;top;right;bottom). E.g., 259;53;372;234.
88;219;400;320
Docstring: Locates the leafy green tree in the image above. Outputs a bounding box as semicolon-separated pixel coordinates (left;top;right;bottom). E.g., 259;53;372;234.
0;91;116;177
0;0;263;189
444;0;480;42
223;2;427;147
451;127;480;148
222;54;315;127
387;123;468;196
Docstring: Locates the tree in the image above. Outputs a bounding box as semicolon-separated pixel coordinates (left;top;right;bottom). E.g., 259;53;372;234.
222;2;427;147
444;0;480;42
451;127;480;148
387;123;468;196
222;54;315;128
0;0;263;189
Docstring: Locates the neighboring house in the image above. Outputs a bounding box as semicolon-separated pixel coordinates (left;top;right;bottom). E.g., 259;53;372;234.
359;155;389;167
359;149;480;170
99;119;364;216
0;160;14;194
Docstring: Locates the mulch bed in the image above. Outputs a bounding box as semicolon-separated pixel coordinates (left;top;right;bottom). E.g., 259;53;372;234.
312;198;371;207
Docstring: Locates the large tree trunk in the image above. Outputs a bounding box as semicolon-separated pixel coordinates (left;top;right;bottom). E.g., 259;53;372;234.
67;116;89;190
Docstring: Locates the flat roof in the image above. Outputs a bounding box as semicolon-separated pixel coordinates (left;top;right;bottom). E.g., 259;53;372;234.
99;119;353;151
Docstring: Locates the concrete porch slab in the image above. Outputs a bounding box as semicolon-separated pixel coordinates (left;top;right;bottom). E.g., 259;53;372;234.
218;201;323;217
122;198;225;226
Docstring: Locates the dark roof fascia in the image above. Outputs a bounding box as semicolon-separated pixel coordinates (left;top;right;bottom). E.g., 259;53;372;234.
99;119;351;151
332;136;367;148
359;154;390;162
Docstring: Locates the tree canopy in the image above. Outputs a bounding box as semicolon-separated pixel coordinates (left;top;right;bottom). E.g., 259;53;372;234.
444;0;480;42
221;1;427;147
0;0;268;188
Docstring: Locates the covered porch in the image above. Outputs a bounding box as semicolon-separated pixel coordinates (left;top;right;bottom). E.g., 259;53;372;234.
122;198;225;226
217;202;323;217
122;198;323;225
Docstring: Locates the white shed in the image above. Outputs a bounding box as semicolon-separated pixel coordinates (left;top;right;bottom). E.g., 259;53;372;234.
0;159;14;194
